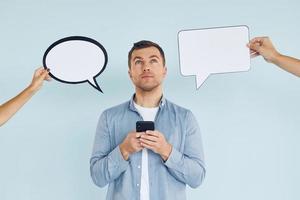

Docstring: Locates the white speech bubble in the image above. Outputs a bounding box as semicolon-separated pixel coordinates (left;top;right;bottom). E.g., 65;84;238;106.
178;25;250;89
43;36;108;93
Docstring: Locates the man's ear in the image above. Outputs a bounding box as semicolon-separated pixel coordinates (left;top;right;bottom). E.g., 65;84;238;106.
128;69;132;79
163;66;167;77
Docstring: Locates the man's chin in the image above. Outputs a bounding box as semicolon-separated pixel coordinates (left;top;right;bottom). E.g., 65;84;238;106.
138;84;160;92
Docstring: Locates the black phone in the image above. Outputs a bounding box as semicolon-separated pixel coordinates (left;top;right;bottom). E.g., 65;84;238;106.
136;121;155;132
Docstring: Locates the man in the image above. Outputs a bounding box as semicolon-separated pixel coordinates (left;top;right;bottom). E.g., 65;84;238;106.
0;67;51;126
90;41;206;200
248;36;300;77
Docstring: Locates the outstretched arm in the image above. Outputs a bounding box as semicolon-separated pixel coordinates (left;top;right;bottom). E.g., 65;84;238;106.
248;36;300;77
0;67;51;126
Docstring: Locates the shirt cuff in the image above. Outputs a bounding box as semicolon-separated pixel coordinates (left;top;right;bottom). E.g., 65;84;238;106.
164;147;184;170
108;145;129;171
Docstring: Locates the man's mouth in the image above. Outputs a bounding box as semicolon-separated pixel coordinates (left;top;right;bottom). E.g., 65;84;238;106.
141;74;154;78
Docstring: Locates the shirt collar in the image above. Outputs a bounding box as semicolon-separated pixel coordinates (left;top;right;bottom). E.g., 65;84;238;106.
128;93;166;111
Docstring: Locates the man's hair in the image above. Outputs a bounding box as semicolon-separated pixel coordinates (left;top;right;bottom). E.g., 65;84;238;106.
128;40;166;68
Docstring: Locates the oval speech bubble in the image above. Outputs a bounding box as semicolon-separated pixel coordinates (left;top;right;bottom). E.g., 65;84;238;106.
43;36;108;93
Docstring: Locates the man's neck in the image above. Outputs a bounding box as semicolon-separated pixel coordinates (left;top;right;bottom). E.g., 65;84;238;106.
134;86;163;108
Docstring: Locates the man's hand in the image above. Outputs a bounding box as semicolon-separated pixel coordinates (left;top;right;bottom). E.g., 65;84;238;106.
28;67;51;93
139;130;172;161
247;36;281;63
119;132;144;160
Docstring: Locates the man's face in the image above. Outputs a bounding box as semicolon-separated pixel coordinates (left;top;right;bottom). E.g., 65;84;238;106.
128;47;167;91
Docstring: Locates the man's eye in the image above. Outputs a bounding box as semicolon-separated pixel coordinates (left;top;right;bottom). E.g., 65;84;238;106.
150;59;158;63
135;60;142;65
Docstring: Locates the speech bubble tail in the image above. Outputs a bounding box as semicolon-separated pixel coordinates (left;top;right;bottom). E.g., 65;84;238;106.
88;78;103;93
195;73;210;89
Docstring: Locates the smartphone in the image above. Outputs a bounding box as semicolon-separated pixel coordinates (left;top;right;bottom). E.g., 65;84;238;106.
136;121;155;132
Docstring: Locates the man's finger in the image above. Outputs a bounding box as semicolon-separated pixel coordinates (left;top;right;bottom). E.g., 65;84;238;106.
145;130;159;137
140;138;156;146
135;132;143;138
140;134;158;142
135;141;143;149
140;141;154;150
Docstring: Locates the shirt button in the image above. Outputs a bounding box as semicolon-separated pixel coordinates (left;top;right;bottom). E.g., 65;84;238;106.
137;183;140;187
138;165;141;169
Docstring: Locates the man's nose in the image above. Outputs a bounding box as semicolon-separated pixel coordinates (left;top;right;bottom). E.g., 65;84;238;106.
143;64;150;72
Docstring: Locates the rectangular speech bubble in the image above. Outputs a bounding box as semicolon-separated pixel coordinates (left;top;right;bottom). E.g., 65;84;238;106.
178;25;250;89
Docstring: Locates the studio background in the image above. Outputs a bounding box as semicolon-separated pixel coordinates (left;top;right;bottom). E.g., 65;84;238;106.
0;0;299;199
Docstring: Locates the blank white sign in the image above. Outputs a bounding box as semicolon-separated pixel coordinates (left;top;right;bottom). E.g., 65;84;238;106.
178;25;250;88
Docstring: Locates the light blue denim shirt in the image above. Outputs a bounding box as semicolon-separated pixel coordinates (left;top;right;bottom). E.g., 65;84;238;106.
90;95;206;200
